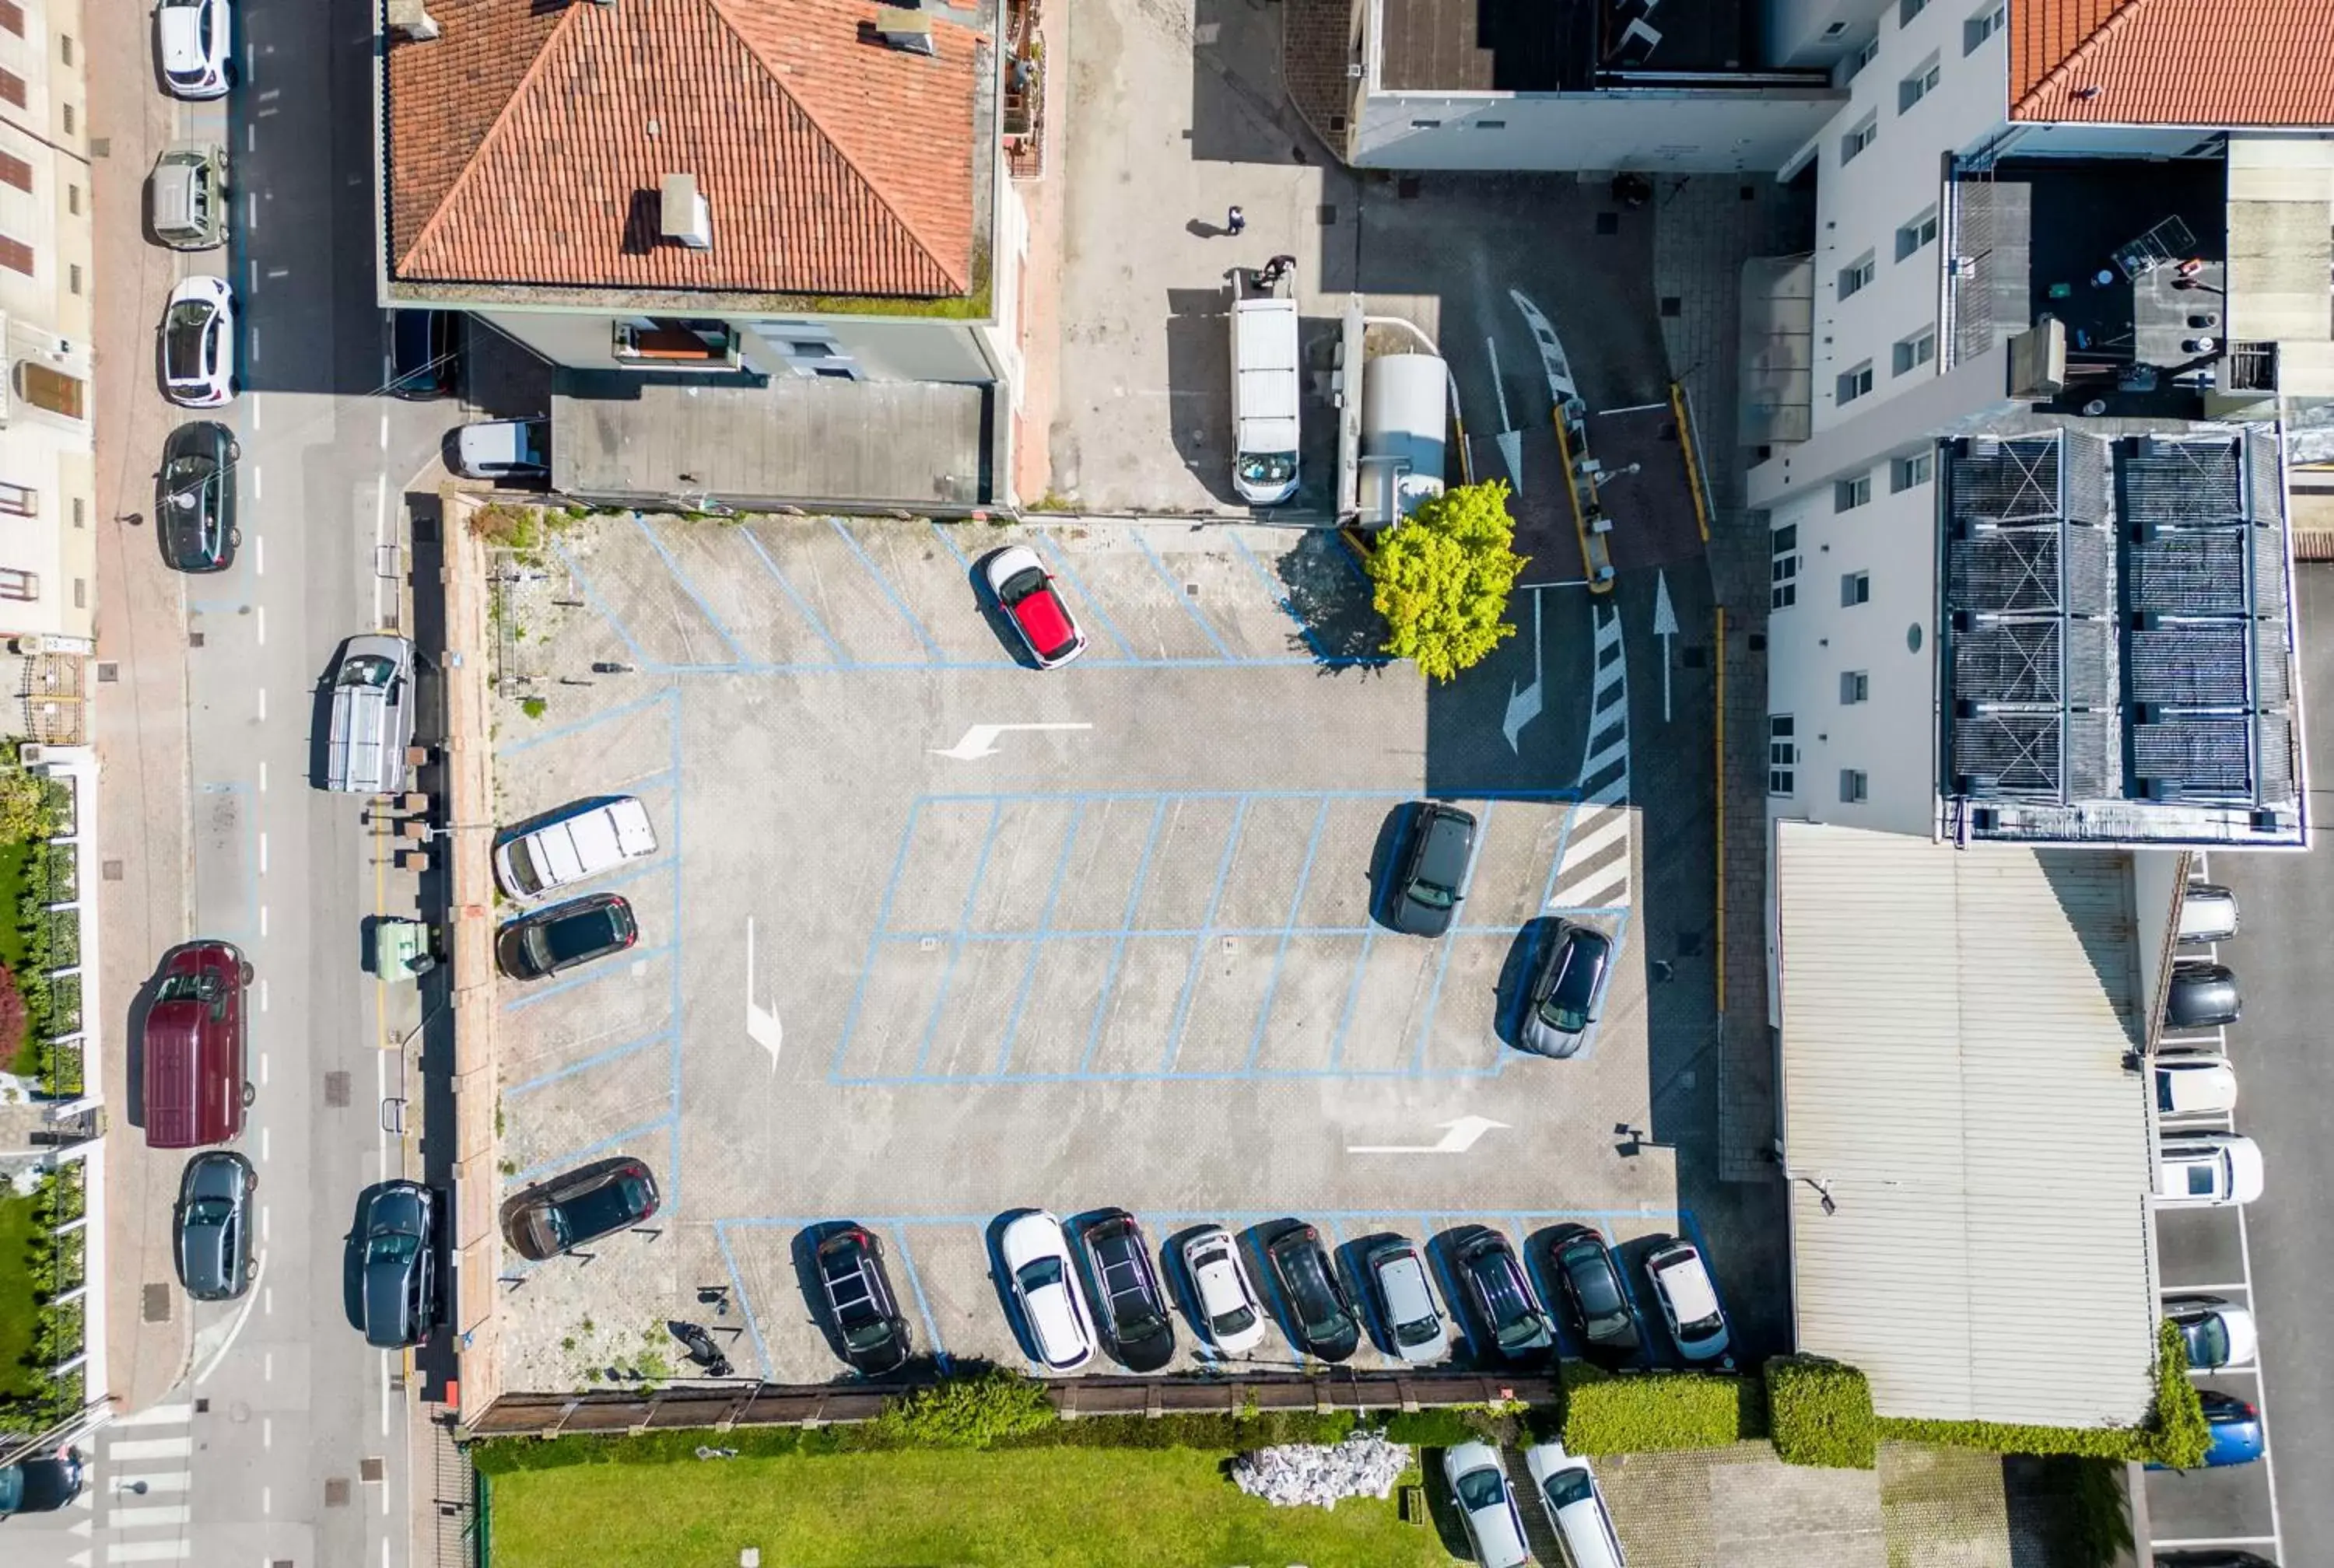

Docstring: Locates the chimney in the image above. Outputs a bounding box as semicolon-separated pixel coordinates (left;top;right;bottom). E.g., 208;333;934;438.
874;5;937;55
660;173;712;250
385;0;440;40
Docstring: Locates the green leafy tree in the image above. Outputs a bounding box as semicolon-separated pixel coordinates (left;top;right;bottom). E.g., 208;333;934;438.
1364;482;1527;681
0;764;48;843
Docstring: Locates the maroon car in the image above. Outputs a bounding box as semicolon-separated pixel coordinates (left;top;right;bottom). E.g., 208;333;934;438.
143;940;251;1150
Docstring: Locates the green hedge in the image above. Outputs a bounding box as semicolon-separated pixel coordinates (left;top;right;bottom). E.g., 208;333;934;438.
1876;1321;2206;1469
1559;1366;1764;1455
1765;1356;1877;1468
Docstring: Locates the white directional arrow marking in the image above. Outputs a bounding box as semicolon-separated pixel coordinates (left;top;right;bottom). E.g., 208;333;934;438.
1502;590;1544;754
1652;569;1679;723
1346;1115;1510;1155
930;722;1094;761
746;917;782;1070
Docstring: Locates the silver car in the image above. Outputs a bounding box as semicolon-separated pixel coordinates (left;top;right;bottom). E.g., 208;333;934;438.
1365;1238;1446;1364
1444;1440;1530;1568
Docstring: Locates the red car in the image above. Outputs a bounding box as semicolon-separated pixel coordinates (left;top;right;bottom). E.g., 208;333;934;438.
983;545;1087;668
143;940;251;1149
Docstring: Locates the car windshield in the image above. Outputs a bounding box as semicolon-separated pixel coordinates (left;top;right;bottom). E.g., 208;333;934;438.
368;1230;419;1262
187;1197;233;1225
165;303;212;371
841;1314;893;1353
1017;1255;1064;1292
156;969;228;1019
1211;1302;1257;1339
1409;878;1455;909
536;909;619;964
2185;1161;2219;1196
1541;1468;1594;1510
1237;453;1296;486
1395;1312;1442;1348
999;566;1047;605
1454;1466;1507;1512
2190;1317;2230;1363
557;1179;641;1243
1537;996;1589;1032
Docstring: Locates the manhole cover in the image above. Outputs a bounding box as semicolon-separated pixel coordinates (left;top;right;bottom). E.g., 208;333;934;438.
142;1283;170;1323
1184;583;1199;597
188;632;205;649
103;859;124;880
96;662;118;683
325;1479;351;1507
194;1398;209;1413
324;1071;352;1108
360;1457;384;1482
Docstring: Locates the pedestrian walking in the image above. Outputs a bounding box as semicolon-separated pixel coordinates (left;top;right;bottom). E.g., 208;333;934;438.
1225;205;1246;236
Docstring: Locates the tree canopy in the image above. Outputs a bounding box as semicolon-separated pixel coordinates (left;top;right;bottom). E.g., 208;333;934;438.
1363;481;1527;682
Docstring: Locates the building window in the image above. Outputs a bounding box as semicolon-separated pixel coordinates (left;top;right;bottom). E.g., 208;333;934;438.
1410;119;1442;130
1837;362;1874;404
1845;35;1880;83
71;577;82;609
1892;327;1937;376
1842;570;1872;606
1891;451;1934;492
70;496;82;527
1899;58;1941;114
1473;120;1507;130
1901;0;1929;22
1841;670;1870;704
0;483;37;516
0;3;21;37
1842;115;1878;165
1835;474;1873;511
0;235;31;275
0;152;27;192
16;363;86;419
1838;252;1876;299
60;104;72;137
0;69;24;110
1964;3;2005;52
60;33;72;65
1769;716;1798;796
67;184;79;215
1771;523;1800;609
1840;768;1869;803
67;264;79;296
0;569;38;602
1896;205;1940;261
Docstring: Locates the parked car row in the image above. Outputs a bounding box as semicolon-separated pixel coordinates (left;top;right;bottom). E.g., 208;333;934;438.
1448;1441;1628;1568
2154;882;2263;1209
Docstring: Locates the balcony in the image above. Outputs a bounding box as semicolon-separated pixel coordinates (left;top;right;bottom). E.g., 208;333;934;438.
611;319;740;371
1003;0;1046;180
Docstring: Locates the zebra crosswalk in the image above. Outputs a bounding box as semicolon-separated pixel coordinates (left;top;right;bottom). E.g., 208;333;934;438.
84;1401;195;1567
1547;600;1632;912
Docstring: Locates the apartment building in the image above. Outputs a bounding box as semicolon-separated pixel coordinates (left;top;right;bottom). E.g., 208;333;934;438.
0;0;93;643
1747;0;2332;844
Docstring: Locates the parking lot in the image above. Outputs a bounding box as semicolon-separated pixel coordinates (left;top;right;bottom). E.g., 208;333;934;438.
478;512;1735;1390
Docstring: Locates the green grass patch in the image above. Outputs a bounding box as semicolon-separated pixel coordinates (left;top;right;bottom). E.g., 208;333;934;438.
0;1182;44;1402
488;1443;1450;1568
0;838;34;971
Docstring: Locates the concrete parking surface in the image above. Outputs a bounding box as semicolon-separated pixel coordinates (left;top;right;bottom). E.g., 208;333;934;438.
478;511;1747;1391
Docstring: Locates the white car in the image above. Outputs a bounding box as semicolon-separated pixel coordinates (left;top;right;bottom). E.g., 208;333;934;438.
160;275;236;408
2157;1132;2264;1206
1442;1440;1530;1568
1179;1225;1265;1355
493;796;658;901
1645;1240;1731;1363
1525;1444;1627;1568
2176;882;2240;943
1000;1210;1093;1372
2164;1294;2259;1370
2156;1052;2238;1118
452;418;549;483
156;0;230;100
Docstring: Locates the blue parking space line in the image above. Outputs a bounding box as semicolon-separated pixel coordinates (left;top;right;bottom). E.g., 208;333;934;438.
505;1113;677;1188
834;1059;1505;1086
503;1024;674;1098
912;800;1008;1076
923;785;1574;807
1244;797;1331;1071
1133;530;1235;658
995;803;1085;1076
832;798;926;1080
737;526;851;666
1078;798;1169;1074
1411;800;1494;1073
501;940;678;1011
889;1223;950;1370
1026;533;1140;659
881;922;1378;944
549;540;658;669
633;513;747;662
494;684;678;758
714;1223;775;1381
927;519;976;571
830;517;948;662
1158;797;1253;1072
718;1206;1684;1233
1326;923;1379;1073
1226;532;1330;661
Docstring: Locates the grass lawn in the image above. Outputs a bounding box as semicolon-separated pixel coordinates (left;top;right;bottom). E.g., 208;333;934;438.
489;1445;1460;1568
0;1182;44;1401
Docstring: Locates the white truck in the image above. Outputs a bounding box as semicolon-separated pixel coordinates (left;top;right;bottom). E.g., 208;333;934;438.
1230;275;1301;507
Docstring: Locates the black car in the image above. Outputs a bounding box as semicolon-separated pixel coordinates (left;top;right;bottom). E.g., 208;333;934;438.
501;1156;661;1262
496;892;639;981
1078;1211;1175;1370
1387;803;1477;936
387;308;461;400
1550;1225;1642;1360
1456;1231;1554;1360
1263;1223;1360;1361
173;1150;256;1302
2167;960;2241;1029
0;1446;83;1517
1519;920;1613;1059
2149;1553;2277;1568
814;1226;910;1376
356;1181;440;1349
159;420;239;572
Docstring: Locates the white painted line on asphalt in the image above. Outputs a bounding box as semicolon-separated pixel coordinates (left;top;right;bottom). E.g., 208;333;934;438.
258;761;267;793
261;1485;270;1515
2150;1538;2280;1549
374;471;388;543
382;1535;390;1568
256;687;266;722
261;1417;272;1448
380;1350;391;1435
2168;1281;2253;1296
262;1349;272;1381
245;123;254;153
262;1285;272;1316
112;1403;192;1428
103;1541;190;1562
106;1437;193;1461
2233;1204;2285;1557
249;393;261;429
379;411;389;450
246;191;257;230
247;256;257;290
111;1504;191;1528
244;42;253;75
259;980;269;1013
108;1471;187;1493
259;905;268;936
255;604;265;645
258;832;268;875
259;1126;269;1163
254;534;264;577
259;1052;269;1087
261;1205;270;1243
250;326;259;362
251;465;261;501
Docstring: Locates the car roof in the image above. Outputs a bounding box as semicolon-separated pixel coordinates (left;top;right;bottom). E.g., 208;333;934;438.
1649;1244;1720;1320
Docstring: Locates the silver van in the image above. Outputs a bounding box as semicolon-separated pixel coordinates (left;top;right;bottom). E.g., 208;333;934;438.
149;142;226;250
323;635;416;794
493;796;657;901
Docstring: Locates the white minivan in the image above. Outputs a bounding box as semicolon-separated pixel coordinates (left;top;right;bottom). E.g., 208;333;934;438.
494;796;657;901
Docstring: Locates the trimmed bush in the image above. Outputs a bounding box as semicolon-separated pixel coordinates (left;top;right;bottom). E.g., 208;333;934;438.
1765;1356;1877;1468
1560;1367;1763;1455
1378;1408;1481;1447
868;1367;1053;1449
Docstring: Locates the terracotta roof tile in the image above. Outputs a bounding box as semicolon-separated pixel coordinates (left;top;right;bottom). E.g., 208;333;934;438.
387;0;981;298
2010;0;2334;127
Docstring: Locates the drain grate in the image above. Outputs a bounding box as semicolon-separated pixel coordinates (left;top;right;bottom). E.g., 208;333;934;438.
188;632;205;649
360;1457;384;1482
96;662;118;683
1316;203;1338;226
142;1283;170;1323
325;1479;351;1507
103;859;124;880
325;1071;352;1108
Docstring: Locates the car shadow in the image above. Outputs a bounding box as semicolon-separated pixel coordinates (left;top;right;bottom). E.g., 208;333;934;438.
983;1209;1048;1369
340;1182;393;1334
787;1221;871;1381
121;971;158;1132
1616;1230;1683;1370
1236;1220;1311;1361
1366;803;1414;933
1494;917;1560;1052
1417;1445;1484;1563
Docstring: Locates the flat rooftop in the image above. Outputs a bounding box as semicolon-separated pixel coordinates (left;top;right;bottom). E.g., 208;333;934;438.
1374;0;1758;93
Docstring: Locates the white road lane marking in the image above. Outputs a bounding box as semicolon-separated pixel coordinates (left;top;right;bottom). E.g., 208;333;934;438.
260;1050;269;1084
261;1206;270;1242
380;1350;391;1435
246;191;257;229
254;534;264;576
256;688;266;722
380;412;389;450
111;1504;191;1528
250;392;261;429
103;1541;191;1562
263;1349;272;1381
106;1437;193;1461
258;832;268;875
262;1417;272;1447
247;256;257;290
255;604;265;645
112;1403;193;1428
245;123;254;152
251;465;261;501
259;980;269;1013
259;1126;268;1162
258;761;267;792
249;326;258;362
263;1286;272;1315
261;1486;271;1514
259;905;268;936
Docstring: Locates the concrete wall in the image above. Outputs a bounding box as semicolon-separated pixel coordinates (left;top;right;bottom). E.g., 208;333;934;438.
1351;87;1841;173
2130;848;2188;1047
475;306;997;386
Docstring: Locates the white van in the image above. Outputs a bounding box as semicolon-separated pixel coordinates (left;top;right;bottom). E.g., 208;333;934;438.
494;796;657;901
323;635;416;794
1229;277;1300;506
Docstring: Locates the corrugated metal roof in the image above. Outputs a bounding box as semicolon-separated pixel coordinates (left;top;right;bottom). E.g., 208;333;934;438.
1776;824;2159;1428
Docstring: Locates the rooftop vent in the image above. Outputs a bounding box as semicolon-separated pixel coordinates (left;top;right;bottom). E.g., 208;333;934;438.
874;5;937;55
385;0;440;40
660;173;711;250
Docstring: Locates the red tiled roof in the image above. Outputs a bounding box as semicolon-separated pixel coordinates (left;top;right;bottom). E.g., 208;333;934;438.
2010;0;2334;126
387;0;981;298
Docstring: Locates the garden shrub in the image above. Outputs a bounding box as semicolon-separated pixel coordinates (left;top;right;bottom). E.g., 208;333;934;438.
1559;1366;1763;1455
864;1368;1055;1449
1379;1408;1481;1447
0;963;26;1072
1765;1356;1877;1468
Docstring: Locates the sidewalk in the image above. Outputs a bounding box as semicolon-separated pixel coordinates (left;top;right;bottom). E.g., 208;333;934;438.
86;0;201;1412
